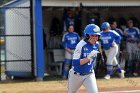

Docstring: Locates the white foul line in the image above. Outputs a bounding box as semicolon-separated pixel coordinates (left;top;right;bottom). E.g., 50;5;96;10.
99;90;140;93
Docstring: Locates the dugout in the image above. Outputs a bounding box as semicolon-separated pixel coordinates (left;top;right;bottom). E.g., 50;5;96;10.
1;0;140;79
42;0;140;75
0;0;44;81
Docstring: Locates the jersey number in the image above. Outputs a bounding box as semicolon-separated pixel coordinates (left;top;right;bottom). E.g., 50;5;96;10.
71;40;76;44
88;61;92;65
103;40;109;44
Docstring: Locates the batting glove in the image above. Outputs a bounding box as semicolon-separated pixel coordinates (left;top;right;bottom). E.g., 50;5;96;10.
87;50;99;61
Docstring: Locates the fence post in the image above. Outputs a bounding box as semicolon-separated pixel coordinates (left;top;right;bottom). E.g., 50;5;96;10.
33;0;44;81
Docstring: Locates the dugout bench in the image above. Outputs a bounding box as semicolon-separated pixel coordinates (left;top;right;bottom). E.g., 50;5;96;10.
46;49;64;75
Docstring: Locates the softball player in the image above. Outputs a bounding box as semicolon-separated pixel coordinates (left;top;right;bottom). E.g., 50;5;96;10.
110;21;125;68
124;19;140;74
62;25;80;79
68;24;100;93
100;22;125;80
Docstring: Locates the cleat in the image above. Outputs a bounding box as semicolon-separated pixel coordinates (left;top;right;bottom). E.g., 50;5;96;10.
133;72;138;76
119;70;125;78
104;74;111;80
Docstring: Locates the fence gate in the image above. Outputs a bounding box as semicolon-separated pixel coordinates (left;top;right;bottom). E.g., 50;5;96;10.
0;0;34;81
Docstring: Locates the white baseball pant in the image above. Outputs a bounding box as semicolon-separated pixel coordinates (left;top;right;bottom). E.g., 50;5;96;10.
105;44;118;66
68;69;98;93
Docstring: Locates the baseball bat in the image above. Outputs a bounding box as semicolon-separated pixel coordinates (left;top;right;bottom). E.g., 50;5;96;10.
98;42;105;63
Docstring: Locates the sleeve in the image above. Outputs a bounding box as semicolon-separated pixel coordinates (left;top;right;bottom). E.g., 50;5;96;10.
138;34;140;42
72;41;84;66
113;31;121;44
62;34;67;48
135;27;140;37
118;29;124;37
77;34;80;43
124;28;127;33
135;27;140;42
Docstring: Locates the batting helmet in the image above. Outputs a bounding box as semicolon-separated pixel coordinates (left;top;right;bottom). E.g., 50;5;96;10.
101;22;110;30
84;24;100;36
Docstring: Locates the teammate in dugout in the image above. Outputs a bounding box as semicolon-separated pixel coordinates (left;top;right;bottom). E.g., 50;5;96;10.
100;22;125;80
62;24;80;79
124;19;140;75
68;24;100;93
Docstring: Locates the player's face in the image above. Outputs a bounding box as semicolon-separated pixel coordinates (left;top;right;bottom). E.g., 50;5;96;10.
127;20;133;28
68;25;74;32
88;35;99;44
111;22;117;29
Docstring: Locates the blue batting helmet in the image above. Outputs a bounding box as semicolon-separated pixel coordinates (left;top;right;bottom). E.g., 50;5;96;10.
84;24;100;36
101;22;110;30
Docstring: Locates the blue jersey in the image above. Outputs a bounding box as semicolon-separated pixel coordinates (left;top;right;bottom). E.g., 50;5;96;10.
124;27;140;43
72;40;99;74
62;32;80;49
139;34;140;42
112;28;123;40
100;30;121;50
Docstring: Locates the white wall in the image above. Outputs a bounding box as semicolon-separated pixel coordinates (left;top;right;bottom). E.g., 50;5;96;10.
42;0;140;7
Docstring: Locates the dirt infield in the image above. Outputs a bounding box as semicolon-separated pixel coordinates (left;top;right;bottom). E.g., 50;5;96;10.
43;87;140;93
42;87;140;93
0;77;140;93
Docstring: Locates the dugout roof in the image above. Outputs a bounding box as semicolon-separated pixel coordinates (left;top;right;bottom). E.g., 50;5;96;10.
42;0;140;7
1;0;140;7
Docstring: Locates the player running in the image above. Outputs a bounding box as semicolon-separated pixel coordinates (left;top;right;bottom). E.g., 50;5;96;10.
68;24;100;93
100;22;125;80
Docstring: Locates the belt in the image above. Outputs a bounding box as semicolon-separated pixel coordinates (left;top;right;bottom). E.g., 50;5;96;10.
74;71;92;76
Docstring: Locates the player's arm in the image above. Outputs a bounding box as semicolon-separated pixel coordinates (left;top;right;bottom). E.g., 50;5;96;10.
62;33;73;53
73;41;99;65
65;48;74;54
113;31;121;44
80;58;91;65
135;27;140;41
124;28;128;36
80;50;99;65
73;47;90;65
62;33;66;48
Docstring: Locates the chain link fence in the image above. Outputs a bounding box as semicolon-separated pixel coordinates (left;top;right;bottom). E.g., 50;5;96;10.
0;0;34;81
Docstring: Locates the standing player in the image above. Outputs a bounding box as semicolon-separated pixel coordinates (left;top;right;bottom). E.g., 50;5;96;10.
62;25;80;79
124;19;140;75
68;24;100;93
100;22;125;80
110;20;125;69
110;21;123;38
